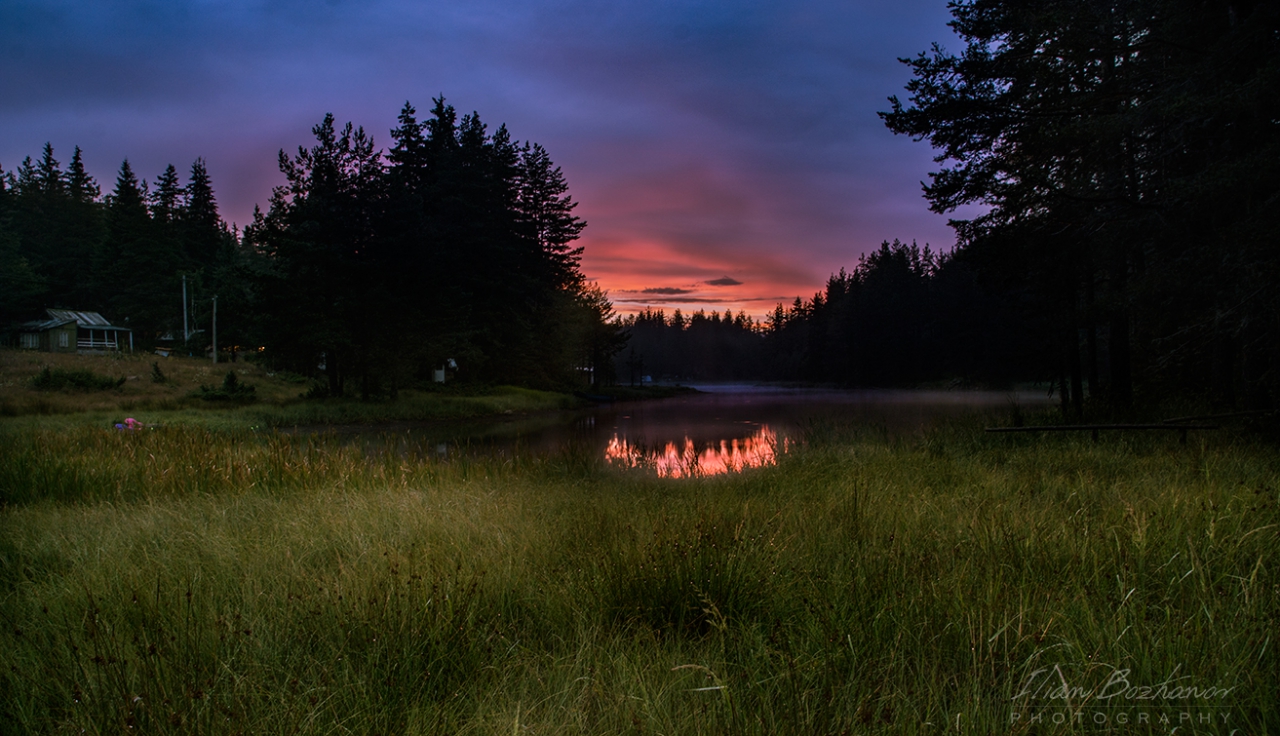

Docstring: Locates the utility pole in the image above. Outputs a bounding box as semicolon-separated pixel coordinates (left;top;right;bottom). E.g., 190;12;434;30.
211;295;218;364
182;275;190;341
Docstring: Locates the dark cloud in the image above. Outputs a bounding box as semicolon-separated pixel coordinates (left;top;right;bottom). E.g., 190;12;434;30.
1;0;966;315
640;287;694;295
614;294;790;305
705;277;742;286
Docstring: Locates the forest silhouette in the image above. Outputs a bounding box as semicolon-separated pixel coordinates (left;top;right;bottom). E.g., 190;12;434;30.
3;0;1277;413
620;0;1278;415
2;99;626;397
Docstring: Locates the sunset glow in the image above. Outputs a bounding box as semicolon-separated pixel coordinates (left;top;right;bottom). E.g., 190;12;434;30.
603;425;788;477
1;2;968;326
580;239;818;320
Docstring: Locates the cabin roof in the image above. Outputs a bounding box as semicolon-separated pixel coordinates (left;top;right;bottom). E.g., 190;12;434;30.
47;309;117;327
22;310;131;332
20;317;76;331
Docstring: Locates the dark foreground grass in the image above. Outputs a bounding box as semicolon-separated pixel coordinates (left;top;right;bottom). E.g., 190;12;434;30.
0;422;1276;734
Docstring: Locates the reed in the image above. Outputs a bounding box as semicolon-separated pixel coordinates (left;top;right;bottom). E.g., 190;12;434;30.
1;421;1275;733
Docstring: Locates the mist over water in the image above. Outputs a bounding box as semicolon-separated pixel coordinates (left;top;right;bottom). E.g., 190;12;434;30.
347;385;1055;476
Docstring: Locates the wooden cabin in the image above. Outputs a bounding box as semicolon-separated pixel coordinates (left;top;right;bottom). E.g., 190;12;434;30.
17;310;133;353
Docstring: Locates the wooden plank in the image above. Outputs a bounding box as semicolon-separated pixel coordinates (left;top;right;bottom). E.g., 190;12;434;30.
1162;410;1273;424
985;424;1218;432
985;423;1219;444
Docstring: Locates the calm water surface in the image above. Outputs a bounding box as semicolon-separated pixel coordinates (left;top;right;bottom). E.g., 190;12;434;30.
344;385;1053;477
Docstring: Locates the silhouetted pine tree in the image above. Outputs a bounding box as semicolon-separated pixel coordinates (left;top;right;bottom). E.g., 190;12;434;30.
0;166;46;324
182;158;224;271
96;160;181;339
249;114;384;395
882;0;1280;410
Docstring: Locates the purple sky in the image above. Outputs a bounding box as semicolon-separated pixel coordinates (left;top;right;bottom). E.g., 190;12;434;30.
1;0;974;318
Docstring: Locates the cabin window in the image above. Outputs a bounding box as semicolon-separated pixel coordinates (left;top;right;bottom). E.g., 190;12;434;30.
58;331;69;347
20;333;38;349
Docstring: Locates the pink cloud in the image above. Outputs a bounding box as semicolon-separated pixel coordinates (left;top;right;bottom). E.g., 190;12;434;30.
580;236;816;319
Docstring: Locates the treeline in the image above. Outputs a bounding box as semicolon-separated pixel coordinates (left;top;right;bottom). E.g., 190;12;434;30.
881;0;1280;413
244;100;624;395
615;239;1038;387
0;145;237;342
622;0;1280;410
618;307;763;384
766;241;1037;386
0;98;626;394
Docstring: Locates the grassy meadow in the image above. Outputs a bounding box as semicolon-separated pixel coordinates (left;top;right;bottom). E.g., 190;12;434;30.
0;349;578;430
1;384;1277;734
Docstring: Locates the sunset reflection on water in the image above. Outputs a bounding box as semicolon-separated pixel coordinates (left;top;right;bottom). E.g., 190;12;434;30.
604;425;788;477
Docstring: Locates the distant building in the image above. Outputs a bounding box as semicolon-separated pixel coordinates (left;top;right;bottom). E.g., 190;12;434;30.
17;309;133;353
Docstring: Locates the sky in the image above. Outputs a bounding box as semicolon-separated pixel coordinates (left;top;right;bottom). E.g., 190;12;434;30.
1;0;972;319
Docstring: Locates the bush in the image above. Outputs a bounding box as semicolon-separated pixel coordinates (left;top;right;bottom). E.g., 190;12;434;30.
195;371;257;402
30;366;125;391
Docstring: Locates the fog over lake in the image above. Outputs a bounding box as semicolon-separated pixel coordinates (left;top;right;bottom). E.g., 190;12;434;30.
327;385;1055;476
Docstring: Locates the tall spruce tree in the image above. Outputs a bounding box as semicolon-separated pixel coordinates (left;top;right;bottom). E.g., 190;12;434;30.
61;147;106;308
9;144;105;310
97;160;179;339
251;101;616;392
66;147;99;203
183;158;223;271
881;0;1280;410
250;114;383;395
517;142;585;286
13;148;68;306
0;166;46;323
149;164;183;225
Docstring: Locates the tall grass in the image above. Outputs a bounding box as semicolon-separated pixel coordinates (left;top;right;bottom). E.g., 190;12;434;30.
1;423;1276;733
0;349;576;423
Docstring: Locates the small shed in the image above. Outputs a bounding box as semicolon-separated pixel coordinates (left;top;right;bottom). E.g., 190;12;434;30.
18;310;133;353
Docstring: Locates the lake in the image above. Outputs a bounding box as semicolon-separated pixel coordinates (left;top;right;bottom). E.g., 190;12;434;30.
342;384;1054;477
